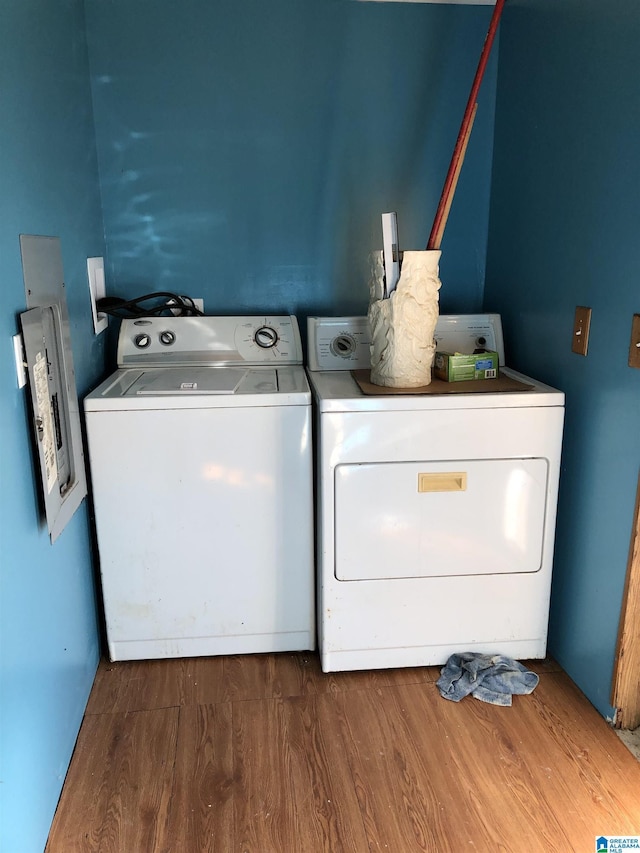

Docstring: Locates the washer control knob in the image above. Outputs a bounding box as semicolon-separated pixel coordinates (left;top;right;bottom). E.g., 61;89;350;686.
159;330;176;346
331;333;357;358
254;325;279;349
134;333;152;349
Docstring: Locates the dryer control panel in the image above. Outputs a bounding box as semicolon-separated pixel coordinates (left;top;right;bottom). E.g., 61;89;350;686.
307;317;372;371
307;314;505;371
434;314;505;366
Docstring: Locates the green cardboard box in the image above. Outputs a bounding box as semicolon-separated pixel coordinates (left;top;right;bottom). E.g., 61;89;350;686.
434;351;499;382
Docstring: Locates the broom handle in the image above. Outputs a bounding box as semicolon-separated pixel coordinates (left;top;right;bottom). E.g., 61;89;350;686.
430;103;478;251
427;0;507;250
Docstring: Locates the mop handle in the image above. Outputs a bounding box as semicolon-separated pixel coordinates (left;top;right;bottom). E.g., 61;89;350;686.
427;0;507;250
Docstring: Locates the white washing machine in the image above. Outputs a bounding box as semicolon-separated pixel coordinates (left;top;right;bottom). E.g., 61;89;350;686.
84;315;314;661
306;314;564;673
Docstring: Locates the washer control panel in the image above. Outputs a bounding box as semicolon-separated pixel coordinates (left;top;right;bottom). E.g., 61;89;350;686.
117;315;304;367
307;317;372;371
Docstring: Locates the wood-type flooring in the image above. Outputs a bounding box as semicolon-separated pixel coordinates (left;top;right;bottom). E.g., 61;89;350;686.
45;652;640;852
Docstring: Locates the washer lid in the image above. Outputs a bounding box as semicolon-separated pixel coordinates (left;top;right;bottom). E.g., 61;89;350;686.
84;365;310;411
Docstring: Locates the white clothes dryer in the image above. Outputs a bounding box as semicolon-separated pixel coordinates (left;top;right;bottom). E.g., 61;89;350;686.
84;315;314;661
306;315;564;673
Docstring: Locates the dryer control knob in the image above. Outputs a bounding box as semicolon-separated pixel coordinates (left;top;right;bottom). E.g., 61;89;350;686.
254;326;279;349
331;334;357;358
159;330;176;346
134;333;151;349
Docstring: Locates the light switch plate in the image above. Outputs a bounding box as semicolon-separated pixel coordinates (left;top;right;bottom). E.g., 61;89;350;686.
572;306;592;356
629;314;640;369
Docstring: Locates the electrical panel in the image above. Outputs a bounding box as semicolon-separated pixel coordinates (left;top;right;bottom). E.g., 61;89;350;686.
19;235;87;543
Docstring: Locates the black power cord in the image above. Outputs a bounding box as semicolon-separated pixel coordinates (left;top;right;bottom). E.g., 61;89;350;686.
96;292;204;319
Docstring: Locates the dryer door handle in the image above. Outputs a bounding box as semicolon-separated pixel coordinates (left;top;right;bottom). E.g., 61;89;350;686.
418;472;467;493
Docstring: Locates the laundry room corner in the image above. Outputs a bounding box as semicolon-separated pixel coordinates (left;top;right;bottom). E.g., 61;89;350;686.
8;0;640;849
0;2;107;851
484;0;640;721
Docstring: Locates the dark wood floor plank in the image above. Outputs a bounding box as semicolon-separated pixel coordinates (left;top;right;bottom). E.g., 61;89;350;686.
329;683;527;852
85;660;124;714
49;653;640;853
282;694;371;852
405;672;640;850
216;652;434;702
524;673;640;836
524;655;562;674
45;713;110;852
415;682;576;850
329;685;456;851
46;708;178;853
233;694;369;852
86;657;217;713
160;703;234;852
322;664;433;694
87;653;438;713
223;652;314;702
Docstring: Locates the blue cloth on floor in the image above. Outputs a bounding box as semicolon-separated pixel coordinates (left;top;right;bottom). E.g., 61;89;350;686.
436;653;539;706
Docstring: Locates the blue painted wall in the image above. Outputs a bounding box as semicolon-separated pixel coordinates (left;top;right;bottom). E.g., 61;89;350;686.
0;2;500;849
4;0;637;845
84;0;498;328
0;2;106;851
485;0;640;718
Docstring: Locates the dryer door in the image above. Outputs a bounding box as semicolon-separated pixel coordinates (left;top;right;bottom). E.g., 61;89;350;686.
334;458;548;580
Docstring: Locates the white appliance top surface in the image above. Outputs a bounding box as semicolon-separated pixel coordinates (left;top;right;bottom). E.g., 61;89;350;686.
85;314;310;410
85;365;310;410
306;366;564;412
117;314;303;368
305;314;563;412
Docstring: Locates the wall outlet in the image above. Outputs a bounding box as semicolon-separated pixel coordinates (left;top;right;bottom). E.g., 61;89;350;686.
572;306;592;356
168;297;204;315
87;257;108;335
12;333;27;388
